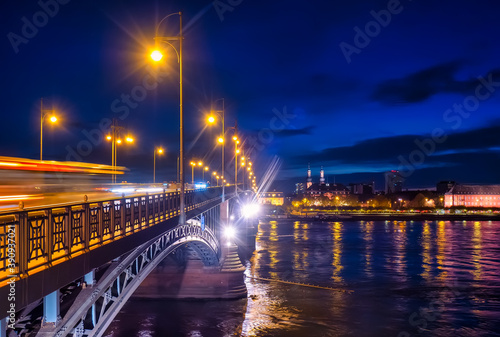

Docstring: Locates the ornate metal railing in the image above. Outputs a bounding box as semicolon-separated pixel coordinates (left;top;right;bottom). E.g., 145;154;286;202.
0;187;229;287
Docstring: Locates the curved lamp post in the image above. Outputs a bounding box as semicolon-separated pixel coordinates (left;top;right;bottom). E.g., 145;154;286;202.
150;12;186;225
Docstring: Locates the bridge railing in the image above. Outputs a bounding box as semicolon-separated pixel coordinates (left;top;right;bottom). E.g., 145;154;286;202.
0;186;233;287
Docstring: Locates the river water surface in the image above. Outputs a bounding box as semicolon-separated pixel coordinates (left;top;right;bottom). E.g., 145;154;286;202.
104;219;500;336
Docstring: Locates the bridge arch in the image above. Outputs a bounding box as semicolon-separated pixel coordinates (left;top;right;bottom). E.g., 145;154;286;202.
45;224;220;337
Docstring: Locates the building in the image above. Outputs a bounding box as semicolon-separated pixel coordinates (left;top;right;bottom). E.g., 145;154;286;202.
349;182;374;195
295;183;304;195
385;170;404;194
303;167;350;199
444;184;500;208
258;192;284;206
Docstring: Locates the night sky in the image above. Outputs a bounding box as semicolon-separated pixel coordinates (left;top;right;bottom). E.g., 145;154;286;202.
1;0;500;192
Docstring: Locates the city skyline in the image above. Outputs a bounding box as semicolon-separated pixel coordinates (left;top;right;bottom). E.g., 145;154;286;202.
1;0;500;190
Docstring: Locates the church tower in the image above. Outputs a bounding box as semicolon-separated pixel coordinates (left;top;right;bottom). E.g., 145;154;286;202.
306;164;312;189
320;166;325;185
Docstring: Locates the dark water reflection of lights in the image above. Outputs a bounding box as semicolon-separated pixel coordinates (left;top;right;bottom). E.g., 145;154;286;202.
105;220;500;337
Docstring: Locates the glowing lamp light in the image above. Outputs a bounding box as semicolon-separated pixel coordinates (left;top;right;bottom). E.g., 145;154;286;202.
232;136;238;141
198;161;203;166
208;116;215;123
242;203;260;218
116;139;122;144
49;116;57;123
223;226;236;239
158;148;163;154
106;135;112;141
151;50;163;61
126;137;134;143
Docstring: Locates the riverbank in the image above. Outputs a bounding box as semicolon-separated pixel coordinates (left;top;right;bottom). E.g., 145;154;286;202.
274;213;500;222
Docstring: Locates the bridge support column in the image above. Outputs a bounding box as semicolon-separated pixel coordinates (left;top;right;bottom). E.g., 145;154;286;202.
43;290;60;326
84;269;95;287
1;317;7;337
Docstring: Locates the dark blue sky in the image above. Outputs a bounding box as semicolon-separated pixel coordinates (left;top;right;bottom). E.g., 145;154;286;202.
1;0;500;191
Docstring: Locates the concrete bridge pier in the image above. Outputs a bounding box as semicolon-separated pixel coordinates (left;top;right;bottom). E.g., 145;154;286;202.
1;317;7;337
42;290;60;326
134;242;247;300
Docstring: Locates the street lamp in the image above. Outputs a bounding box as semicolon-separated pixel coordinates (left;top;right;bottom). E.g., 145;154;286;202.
154;147;164;183
40;98;59;161
151;11;186;226
190;161;196;184
207;98;225;200
203;166;209;181
233;135;239;189
106;118;134;183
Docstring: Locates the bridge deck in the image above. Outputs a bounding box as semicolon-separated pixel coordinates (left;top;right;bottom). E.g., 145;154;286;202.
0;186;234;314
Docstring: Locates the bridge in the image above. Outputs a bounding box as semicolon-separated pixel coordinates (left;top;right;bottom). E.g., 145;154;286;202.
0;186;253;337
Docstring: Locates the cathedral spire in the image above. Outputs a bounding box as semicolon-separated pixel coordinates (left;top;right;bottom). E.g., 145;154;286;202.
306;163;312;188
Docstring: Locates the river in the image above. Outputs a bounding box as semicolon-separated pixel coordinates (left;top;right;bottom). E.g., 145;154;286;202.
104;219;500;336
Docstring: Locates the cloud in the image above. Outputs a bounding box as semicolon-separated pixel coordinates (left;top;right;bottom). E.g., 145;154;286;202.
291;123;500;170
371;62;500;105
276;126;316;137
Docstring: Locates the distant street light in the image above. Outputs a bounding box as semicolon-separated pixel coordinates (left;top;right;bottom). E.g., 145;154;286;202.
207;98;225;200
106;118;135;183
154;147;164;183
40;98;59;161
203;166;209;181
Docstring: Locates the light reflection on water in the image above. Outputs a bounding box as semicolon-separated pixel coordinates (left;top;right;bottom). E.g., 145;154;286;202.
105;220;500;337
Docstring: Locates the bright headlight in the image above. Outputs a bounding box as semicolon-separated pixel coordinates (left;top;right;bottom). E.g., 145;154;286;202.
224;226;236;239
242;203;260;218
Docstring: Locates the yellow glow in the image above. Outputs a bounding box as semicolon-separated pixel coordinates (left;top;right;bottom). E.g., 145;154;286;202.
241;162;245;166
126;137;134;143
213;171;217;175
232;136;238;141
198;161;202;166
218;137;224;144
106;135;112;141
236;140;240;144
223;179;226;183
204;166;209;171
151;50;163;61
249;162;252;166
216;175;219;179
236;149;240;154
247;167;251;171
49;116;57;123
116;139;122;144
158;148;163;154
241;157;245;160
190;162;195;166
208;116;215;123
